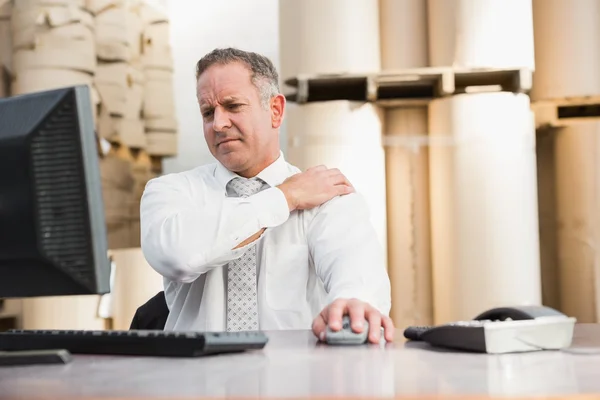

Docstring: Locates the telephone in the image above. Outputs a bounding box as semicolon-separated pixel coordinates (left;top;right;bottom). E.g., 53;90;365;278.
404;305;576;354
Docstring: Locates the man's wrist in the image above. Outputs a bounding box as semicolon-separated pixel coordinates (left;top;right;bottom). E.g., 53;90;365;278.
276;183;297;212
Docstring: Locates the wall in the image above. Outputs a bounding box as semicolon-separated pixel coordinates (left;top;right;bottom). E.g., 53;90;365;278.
163;0;281;174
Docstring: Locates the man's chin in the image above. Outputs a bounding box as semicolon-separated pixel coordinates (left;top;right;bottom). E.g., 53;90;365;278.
217;153;248;172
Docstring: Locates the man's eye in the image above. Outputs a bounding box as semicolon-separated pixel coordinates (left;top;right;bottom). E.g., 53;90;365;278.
202;110;213;118
228;104;241;109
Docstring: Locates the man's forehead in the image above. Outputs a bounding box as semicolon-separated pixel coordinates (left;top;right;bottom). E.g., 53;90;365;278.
197;66;255;105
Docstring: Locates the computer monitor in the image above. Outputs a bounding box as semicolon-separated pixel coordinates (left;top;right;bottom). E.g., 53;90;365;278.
0;85;111;298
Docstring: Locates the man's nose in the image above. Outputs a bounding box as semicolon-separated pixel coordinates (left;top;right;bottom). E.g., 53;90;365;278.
213;107;231;132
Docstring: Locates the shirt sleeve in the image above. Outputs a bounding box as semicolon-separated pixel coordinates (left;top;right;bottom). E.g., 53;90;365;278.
140;174;290;283
307;193;392;316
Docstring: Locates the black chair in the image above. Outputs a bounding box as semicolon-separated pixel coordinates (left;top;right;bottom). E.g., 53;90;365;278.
129;291;170;330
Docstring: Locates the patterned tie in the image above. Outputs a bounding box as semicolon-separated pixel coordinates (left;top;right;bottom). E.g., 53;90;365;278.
226;176;265;332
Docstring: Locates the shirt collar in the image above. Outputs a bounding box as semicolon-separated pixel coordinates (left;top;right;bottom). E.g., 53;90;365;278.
214;150;289;189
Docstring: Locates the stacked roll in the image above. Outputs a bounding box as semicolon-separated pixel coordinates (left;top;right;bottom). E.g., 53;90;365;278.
426;0;542;324
531;0;600;322
92;0;145;148
140;2;177;156
10;0;98;119
0;0;10;97
279;0;388;270
378;0;433;329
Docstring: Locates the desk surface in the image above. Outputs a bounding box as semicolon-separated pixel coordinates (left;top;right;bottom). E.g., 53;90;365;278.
1;324;600;399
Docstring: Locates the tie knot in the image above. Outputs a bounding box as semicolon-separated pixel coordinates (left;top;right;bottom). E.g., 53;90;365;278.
228;177;265;197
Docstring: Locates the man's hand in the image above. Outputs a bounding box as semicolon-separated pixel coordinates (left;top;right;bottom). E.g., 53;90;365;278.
277;165;354;212
312;298;395;344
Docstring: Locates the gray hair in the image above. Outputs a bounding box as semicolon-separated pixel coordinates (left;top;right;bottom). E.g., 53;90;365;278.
195;47;280;109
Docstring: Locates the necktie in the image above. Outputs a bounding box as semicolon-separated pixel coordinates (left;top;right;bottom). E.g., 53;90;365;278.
226;176;265;332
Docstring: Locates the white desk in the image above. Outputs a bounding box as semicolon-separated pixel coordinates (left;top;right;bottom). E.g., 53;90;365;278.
1;324;599;399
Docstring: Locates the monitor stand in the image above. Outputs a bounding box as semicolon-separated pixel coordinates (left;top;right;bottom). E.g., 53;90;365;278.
0;349;72;366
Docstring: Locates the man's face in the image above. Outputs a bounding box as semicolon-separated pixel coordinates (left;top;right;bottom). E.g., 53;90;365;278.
196;62;283;177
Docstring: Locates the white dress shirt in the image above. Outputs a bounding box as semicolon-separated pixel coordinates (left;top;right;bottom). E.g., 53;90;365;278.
140;151;391;331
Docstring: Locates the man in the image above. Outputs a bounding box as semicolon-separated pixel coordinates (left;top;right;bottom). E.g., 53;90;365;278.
140;48;394;344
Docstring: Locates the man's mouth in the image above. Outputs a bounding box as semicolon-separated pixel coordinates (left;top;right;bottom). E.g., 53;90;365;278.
217;138;239;146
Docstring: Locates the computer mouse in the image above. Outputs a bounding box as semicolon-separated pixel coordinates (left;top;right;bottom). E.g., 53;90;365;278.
325;315;369;345
473;305;568;321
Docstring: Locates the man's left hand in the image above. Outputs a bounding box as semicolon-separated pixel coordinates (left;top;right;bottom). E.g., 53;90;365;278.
312;298;395;344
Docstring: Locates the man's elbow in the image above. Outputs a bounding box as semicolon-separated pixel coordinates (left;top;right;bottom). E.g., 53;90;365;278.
141;240;202;284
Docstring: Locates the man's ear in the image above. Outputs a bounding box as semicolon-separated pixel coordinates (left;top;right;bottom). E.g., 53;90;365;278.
270;94;286;129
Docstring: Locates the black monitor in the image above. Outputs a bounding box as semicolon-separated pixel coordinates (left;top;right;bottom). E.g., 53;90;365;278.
0;85;111;298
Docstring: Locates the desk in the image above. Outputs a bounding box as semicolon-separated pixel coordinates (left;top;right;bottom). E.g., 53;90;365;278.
1;324;600;399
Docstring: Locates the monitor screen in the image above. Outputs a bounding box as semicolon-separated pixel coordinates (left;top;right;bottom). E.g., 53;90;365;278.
0;85;111;297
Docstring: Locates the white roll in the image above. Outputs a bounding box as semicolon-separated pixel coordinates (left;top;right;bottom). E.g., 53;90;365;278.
285;101;388;267
428;0;535;70
531;0;600;100
111;247;164;330
384;107;432;328
379;0;428;70
278;0;380;81
428;92;541;323
553;122;600;322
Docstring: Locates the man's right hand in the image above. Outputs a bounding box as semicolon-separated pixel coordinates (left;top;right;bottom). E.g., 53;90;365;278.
277;165;355;212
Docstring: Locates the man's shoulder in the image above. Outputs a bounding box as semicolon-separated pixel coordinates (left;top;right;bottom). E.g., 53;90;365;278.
146;163;217;191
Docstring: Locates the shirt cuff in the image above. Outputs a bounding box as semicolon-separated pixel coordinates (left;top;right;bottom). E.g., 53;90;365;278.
225;187;290;252
251;187;290;227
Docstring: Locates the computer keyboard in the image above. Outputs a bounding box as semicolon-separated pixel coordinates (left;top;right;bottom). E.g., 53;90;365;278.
0;329;269;357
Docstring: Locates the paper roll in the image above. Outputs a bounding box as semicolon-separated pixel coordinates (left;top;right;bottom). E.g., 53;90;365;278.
554;122;600;322
22;296;106;330
530;0;600;100
535;129;561;310
111;247;164;330
146;132;178;156
278;0;380;81
384;107;432;328
428;0;535;70
428;92;542;323
379;0;428;70
285;101;388;267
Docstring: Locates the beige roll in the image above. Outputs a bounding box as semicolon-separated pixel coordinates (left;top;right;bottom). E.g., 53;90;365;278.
553;122;600;322
111;248;164;330
0;6;9;97
535;129;561;310
11;68;99;123
22;296;106;330
429;92;541;324
146;132;178;156
379;0;428;70
428;0;535;70
279;0;380;81
530;0;600;100
384;107;432;328
286;101;388;267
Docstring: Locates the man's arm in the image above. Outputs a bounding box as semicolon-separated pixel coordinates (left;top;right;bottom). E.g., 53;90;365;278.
141;165;355;284
307;192;394;342
140;175;290;283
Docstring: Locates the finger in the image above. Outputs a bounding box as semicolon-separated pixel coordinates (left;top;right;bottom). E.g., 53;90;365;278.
347;299;366;333
365;308;382;344
336;185;355;196
329;173;352;187
382;315;395;342
325;168;341;176
312;313;328;342
309;164;327;172
327;299;347;331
